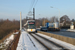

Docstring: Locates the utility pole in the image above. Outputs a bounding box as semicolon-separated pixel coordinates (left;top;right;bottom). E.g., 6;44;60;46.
33;8;35;20
20;12;22;31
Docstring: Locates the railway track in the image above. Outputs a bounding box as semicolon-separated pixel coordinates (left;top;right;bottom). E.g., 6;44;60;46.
29;33;69;50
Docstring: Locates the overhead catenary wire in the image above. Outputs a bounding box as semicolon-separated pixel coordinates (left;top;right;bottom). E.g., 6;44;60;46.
34;0;38;8
29;0;38;11
29;0;35;11
27;0;35;16
27;0;38;16
29;0;34;11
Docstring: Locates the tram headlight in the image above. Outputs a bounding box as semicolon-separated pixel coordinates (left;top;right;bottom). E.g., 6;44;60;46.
31;29;32;31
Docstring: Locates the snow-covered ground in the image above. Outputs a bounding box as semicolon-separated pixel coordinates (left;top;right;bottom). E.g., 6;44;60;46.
0;32;18;50
5;34;14;45
67;29;75;32
16;30;47;50
17;31;75;50
16;31;37;50
58;29;75;32
37;33;75;50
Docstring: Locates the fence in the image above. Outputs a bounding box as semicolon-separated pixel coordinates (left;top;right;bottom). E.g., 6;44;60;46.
6;31;21;50
38;31;75;45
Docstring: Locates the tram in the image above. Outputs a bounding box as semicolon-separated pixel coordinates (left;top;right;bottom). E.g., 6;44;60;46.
24;20;37;33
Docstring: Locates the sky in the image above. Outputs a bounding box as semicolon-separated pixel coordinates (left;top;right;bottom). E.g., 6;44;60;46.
0;0;75;20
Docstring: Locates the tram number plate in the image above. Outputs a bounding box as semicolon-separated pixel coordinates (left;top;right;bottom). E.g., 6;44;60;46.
31;29;32;31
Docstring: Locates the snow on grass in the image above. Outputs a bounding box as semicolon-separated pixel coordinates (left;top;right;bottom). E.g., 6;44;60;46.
5;34;14;45
0;32;19;50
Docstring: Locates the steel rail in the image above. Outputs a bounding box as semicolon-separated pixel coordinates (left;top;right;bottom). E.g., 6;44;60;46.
29;33;67;50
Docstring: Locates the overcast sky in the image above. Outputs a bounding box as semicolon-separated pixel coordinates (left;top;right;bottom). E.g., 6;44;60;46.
0;0;75;20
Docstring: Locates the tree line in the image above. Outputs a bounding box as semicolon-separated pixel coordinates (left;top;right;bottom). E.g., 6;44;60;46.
0;19;20;40
22;15;74;28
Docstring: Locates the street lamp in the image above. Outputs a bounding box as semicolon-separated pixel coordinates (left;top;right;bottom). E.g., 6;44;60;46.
50;6;60;28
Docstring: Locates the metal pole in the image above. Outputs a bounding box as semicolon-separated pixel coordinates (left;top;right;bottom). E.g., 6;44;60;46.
20;12;22;31
33;8;35;20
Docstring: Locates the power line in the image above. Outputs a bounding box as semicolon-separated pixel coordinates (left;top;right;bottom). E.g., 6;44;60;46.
29;0;35;11
27;0;35;16
29;0;33;11
27;0;38;16
34;0;38;8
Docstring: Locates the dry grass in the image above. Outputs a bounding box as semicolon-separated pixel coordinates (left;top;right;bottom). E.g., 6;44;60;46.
0;30;19;43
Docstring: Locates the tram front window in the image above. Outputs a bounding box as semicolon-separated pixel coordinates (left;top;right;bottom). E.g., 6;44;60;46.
28;24;35;29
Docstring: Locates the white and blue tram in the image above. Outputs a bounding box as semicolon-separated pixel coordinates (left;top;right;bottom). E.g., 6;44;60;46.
24;20;37;33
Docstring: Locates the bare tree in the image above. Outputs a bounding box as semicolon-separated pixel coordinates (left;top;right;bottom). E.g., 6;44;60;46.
60;15;71;23
50;16;58;23
60;15;71;27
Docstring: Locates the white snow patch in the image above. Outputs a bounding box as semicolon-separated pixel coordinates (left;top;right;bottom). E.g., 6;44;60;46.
14;32;19;34
67;29;75;32
5;34;14;45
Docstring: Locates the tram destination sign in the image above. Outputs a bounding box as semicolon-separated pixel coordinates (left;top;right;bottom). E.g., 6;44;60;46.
28;22;35;24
